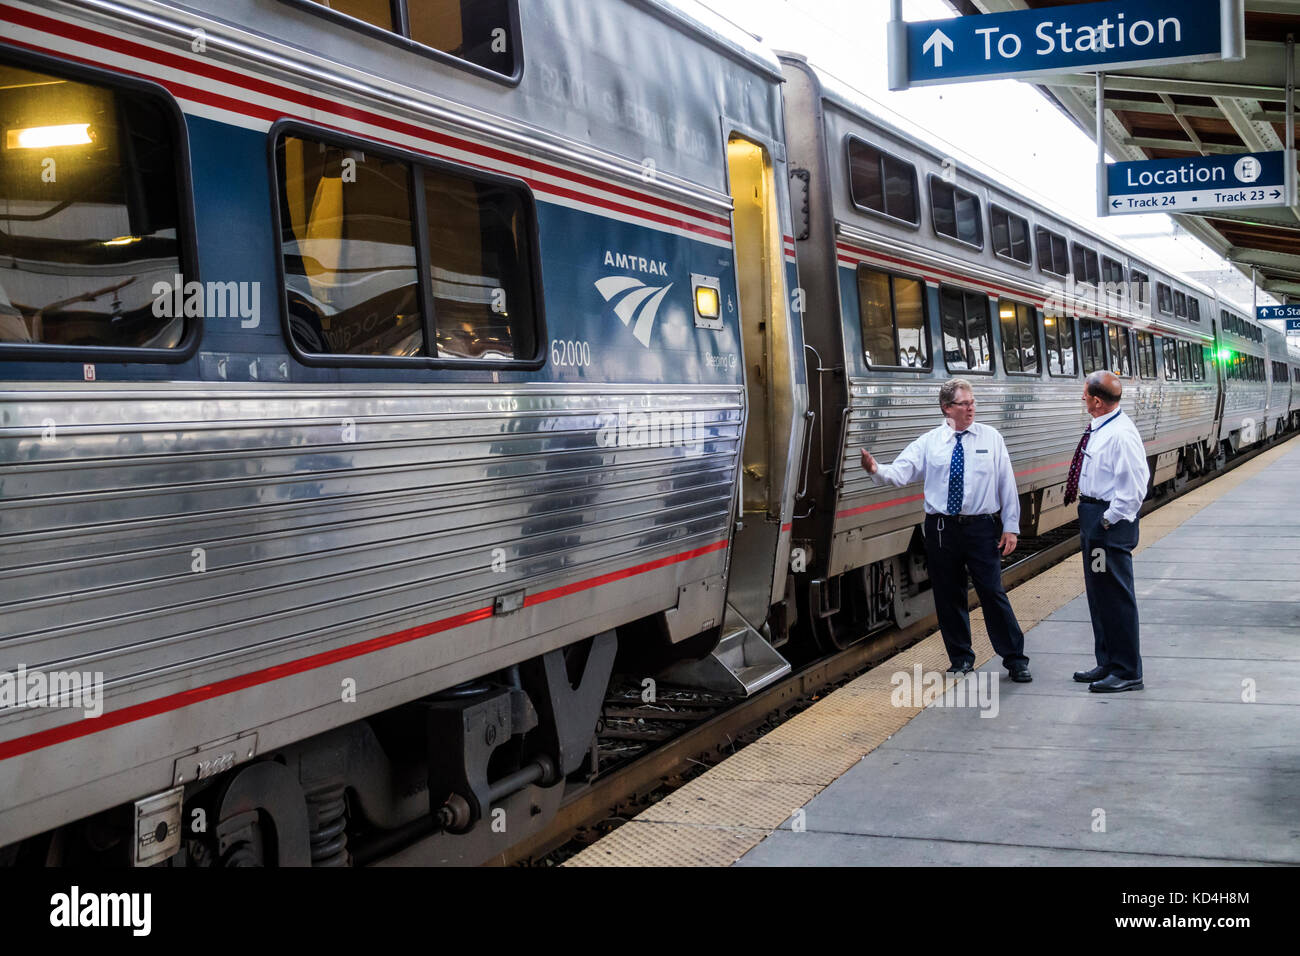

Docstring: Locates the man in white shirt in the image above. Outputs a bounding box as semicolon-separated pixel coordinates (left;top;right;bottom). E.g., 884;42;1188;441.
861;379;1030;682
1063;370;1151;693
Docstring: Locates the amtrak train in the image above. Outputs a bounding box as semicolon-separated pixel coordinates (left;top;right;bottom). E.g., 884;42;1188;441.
0;0;1296;867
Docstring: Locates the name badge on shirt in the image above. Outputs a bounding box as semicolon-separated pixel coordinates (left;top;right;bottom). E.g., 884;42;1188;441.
975;448;989;454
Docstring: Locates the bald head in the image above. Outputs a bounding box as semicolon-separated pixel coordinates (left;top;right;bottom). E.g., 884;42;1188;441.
1086;370;1122;406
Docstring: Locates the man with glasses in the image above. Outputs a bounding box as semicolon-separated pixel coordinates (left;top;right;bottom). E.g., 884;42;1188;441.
861;379;1031;681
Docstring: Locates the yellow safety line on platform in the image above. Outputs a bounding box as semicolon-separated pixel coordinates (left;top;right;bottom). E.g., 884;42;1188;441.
564;435;1299;867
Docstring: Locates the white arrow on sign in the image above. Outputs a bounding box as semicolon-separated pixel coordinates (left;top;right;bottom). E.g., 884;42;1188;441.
923;28;954;68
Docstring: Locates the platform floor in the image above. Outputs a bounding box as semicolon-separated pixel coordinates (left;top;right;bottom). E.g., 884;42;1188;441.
567;436;1300;867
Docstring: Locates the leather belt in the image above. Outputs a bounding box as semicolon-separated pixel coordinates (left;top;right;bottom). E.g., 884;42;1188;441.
927;513;996;525
1079;495;1110;507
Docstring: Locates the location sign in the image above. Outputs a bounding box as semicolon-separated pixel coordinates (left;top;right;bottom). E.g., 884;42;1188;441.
1104;151;1291;215
889;0;1242;90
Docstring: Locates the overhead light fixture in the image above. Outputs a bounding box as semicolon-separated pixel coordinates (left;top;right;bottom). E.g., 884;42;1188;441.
6;123;93;150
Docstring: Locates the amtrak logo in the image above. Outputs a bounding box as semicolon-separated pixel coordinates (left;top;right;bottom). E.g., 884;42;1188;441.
595;276;674;348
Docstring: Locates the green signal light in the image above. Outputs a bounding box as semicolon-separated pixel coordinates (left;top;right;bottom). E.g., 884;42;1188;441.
1215;348;1234;361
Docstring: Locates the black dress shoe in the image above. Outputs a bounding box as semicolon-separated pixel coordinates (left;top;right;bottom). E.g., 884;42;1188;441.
1073;666;1109;683
1007;664;1032;683
1089;674;1144;693
946;662;974;674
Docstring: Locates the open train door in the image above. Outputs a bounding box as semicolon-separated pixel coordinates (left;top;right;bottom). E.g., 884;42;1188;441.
665;131;807;695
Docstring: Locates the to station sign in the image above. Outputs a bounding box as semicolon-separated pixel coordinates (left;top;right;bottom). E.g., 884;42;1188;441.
888;0;1244;90
1103;151;1293;215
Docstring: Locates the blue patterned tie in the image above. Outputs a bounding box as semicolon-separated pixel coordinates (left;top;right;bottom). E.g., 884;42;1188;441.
947;432;966;516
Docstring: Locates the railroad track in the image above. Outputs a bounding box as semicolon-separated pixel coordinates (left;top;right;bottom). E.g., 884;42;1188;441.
477;436;1295;866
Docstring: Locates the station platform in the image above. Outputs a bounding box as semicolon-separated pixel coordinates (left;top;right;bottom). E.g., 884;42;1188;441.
567;437;1300;867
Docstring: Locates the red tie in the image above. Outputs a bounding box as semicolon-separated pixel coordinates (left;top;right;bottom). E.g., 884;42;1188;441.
1063;425;1091;505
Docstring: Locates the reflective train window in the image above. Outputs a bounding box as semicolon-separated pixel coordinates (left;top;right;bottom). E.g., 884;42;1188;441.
847;138;918;224
1162;338;1178;379
1177;340;1192;381
1188;297;1201;322
1079;318;1105;374
1034;226;1069;277
424;166;535;360
929;177;982;247
0;58;188;352
1070;243;1100;285
1106;324;1132;377
1042;313;1075;376
1135;331;1157;379
1156;281;1173;315
1101;255;1125;289
275;129;538;363
856;266;930;368
1130;268;1149;308
290;0;519;77
278;136;423;356
997;299;1038;373
1173;290;1188;319
989;205;1031;265
939;286;992;372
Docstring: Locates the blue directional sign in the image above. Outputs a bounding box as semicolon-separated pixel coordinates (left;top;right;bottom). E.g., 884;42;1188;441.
889;0;1242;90
1257;304;1300;324
1104;151;1291;215
1289;319;1300;333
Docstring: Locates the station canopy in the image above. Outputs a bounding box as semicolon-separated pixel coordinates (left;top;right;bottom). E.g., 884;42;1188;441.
943;1;1300;299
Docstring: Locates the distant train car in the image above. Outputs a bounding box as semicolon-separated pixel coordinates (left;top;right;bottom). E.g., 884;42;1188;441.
0;0;804;866
1216;305;1272;451
778;54;1223;649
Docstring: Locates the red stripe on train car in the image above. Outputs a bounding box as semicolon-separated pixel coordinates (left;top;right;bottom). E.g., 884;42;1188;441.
0;538;728;760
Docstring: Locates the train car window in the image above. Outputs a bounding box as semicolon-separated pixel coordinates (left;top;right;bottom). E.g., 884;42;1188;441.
291;0;518;77
1162;338;1179;380
1106;324;1132;377
929;178;982;247
1043;313;1075;376
1188;297;1201;322
423;166;536;360
847;138;919;225
1079;318;1106;374
1173;290;1188;319
1101;256;1125;287
1035;227;1070;277
0;58;188;353
1177;340;1192;381
1156;282;1173;315
997;299;1038;373
1070;243;1100;285
275;129;538;363
278;135;422;356
990;205;1031;265
856;266;930;368
939;286;992;372
1220;309;1231;334
1135;331;1157;379
1130;268;1149;308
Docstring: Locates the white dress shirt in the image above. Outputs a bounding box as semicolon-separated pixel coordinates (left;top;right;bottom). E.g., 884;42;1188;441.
870;420;1021;533
1078;408;1150;525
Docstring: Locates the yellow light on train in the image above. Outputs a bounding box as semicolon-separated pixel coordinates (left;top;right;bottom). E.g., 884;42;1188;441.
102;235;140;247
5;123;93;149
695;285;720;319
1044;317;1055;326
999;307;1015;319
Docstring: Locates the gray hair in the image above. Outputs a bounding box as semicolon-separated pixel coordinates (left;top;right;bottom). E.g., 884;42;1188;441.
939;378;973;409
